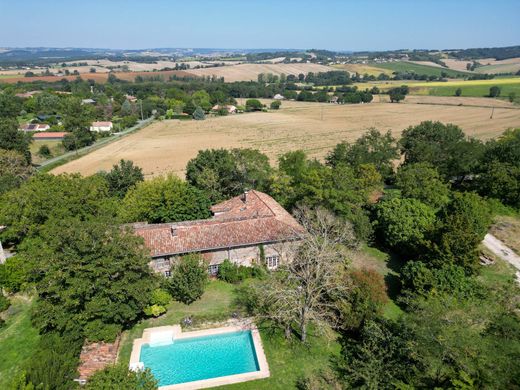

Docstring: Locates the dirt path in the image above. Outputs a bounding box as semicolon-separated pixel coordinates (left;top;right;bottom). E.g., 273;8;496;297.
483;233;520;284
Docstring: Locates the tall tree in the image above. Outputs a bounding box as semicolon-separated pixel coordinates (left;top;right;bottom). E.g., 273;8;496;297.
326;128;399;179
0;149;33;194
27;218;156;340
103;159;144;198
120;174;211;223
395;163;450;208
0;118;32;163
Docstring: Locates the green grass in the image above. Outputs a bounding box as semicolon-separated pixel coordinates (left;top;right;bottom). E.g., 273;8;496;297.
0;296;40;388
420;82;520;98
119;280;341;389
356;244;404;319
376;61;471;78
218;328;340;390
118;281;237;364
30;140;66;164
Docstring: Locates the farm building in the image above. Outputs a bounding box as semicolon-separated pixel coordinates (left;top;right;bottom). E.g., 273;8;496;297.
81;98;96;105
273;94;285;100
19;123;50;132
15;91;41;99
90;121;113;132
133;190;304;276
32;132;70;140
211;104;237;114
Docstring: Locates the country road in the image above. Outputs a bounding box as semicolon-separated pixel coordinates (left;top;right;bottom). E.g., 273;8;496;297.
483;234;520;281
36;117;154;170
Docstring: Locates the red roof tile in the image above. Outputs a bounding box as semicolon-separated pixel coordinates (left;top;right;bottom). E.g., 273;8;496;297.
134;190;304;257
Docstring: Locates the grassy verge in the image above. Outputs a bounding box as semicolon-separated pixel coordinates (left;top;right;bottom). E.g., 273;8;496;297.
0;296;40;388
490;214;520;256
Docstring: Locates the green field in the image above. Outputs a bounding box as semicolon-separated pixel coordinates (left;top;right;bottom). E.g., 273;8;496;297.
0;296;40;388
376;61;471;78
407;77;520;97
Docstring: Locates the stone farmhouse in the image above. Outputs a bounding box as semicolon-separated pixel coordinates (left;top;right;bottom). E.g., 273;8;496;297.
133;190;305;276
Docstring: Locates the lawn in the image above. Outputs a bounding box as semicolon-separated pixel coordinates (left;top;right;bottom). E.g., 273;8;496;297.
118;280;237;364
119;280;341;389
376;61;471;78
30;140;66;164
0;296;40;388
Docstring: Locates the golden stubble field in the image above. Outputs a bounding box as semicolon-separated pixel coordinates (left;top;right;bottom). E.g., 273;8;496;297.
53;98;520;178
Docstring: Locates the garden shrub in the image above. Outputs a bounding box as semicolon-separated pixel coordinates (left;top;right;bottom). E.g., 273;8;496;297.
0;293;10;312
218;260;266;283
169;254;208;304
84;320;121;342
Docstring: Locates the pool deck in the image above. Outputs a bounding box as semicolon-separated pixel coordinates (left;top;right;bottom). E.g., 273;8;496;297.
129;321;270;389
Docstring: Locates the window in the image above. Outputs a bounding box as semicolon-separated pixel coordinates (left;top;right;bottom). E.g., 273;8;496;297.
164;270;171;277
266;255;280;269
208;264;220;276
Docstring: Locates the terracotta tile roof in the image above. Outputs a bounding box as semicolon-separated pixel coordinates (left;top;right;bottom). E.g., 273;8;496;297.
32;131;69;139
134;190;304;257
78;337;120;380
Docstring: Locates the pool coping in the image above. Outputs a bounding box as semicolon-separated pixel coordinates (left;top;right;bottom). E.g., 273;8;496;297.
129;321;270;389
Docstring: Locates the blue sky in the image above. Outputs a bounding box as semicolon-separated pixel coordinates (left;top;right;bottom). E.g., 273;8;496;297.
0;0;519;51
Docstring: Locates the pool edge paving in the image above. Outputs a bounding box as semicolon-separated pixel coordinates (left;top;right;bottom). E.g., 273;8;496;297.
129;322;270;389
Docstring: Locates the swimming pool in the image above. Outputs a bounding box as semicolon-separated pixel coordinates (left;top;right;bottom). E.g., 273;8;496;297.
141;331;259;386
130;324;270;389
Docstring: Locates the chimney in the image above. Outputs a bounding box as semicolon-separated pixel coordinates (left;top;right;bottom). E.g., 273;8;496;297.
241;190;249;203
171;226;177;237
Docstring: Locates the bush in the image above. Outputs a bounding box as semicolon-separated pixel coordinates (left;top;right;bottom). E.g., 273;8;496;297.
270;100;281;110
0;294;10;312
218;260;266;283
22;332;83;390
144;289;171;317
0;256;31;292
169;254;208;304
245;99;263;112
84;320;122;342
489;86;501;97
192;106;205;120
37;144;52;158
86;364;158;389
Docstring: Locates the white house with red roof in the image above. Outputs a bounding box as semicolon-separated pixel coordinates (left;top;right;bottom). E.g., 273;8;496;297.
19;123;50;132
90;121;113;132
133;190;304;276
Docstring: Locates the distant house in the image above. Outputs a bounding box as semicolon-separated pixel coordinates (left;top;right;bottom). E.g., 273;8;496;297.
329;96;339;104
32;132;70;140
19;123;50;132
211;105;237;114
90;121;113;132
133;190;305;277
15;90;41;99
273;94;285;100
125;94;138;103
81;98;96;105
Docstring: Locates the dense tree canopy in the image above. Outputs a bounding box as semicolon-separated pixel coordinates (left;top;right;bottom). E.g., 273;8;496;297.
400;121;484;180
120;174;211;223
102;159;144;198
326;128;399;179
186;148;272;202
0;173;117;244
395;162;450;208
0;118;32;163
374;197;436;256
25;218;156;341
0;149;33;194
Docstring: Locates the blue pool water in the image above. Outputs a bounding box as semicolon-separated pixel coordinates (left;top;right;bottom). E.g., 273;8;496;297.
140;331;260;386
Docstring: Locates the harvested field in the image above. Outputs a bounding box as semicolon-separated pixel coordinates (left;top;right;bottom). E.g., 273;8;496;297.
331;63;392;76
53;99;520;178
0;70;191;84
184;63;335;82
